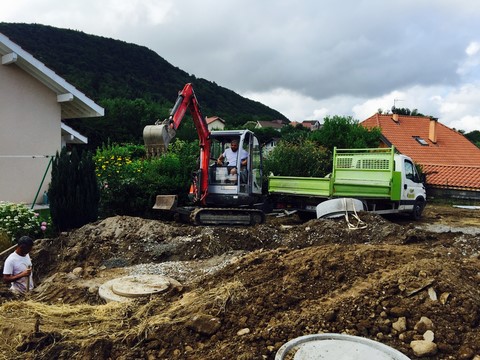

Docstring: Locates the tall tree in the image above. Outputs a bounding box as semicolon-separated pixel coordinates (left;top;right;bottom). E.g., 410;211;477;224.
280;124;311;145
465;130;480;148
48;148;99;231
309;116;381;150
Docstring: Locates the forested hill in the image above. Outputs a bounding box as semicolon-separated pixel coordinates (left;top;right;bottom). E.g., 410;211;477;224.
0;23;287;148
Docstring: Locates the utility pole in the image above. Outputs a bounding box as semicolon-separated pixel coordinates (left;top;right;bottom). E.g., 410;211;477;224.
392;99;404;113
393;99;404;108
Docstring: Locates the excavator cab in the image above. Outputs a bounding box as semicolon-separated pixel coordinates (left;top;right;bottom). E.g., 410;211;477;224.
206;130;263;206
182;129;265;225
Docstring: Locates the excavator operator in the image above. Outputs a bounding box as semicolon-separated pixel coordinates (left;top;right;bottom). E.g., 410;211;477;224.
217;139;248;182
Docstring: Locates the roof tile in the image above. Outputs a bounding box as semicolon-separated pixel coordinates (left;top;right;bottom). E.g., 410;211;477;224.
362;114;480;190
422;164;480;189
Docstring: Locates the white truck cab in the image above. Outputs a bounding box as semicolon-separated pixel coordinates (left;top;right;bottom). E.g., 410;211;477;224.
396;154;426;219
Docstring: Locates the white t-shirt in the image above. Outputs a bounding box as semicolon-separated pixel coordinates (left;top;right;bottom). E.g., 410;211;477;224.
3;252;33;293
222;147;248;167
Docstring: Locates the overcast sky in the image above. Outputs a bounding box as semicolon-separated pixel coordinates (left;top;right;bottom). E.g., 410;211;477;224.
2;0;480;132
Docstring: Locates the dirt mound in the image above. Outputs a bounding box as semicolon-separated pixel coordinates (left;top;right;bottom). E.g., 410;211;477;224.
0;204;479;359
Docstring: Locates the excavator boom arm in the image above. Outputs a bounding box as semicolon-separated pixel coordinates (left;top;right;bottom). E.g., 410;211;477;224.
143;83;211;204
170;84;210;148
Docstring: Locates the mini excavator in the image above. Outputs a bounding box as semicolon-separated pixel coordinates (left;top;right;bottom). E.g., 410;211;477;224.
143;83;265;225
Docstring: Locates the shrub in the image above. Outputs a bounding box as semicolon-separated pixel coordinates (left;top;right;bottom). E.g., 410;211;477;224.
308;115;381;150
48;148;100;231
94;140;197;217
0;202;46;242
264;140;331;177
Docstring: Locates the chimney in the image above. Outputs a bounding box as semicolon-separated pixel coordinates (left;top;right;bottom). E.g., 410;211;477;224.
392;113;399;123
429;118;438;144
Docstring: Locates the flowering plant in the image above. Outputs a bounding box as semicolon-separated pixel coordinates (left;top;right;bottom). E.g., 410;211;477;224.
93;142;195;217
0;201;47;243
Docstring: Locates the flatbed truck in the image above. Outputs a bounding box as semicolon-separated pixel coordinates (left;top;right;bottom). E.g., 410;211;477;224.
268;147;426;219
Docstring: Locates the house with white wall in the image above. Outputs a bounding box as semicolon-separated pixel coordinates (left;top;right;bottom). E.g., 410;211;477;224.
206;116;226;131
0;33;104;204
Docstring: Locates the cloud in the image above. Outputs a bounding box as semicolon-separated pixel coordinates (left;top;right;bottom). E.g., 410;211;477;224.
2;0;480;132
457;41;480;78
246;83;480;133
1;0;174;37
243;88;332;122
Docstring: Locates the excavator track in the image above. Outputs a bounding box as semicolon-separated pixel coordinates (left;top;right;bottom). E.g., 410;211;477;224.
189;207;265;226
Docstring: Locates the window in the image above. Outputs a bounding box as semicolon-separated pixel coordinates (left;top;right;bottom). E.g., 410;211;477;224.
404;159;420;183
413;136;429;146
405;160;414;181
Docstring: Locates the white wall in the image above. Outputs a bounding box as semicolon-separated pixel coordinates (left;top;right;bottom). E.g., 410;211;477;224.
207;120;225;131
0;63;61;204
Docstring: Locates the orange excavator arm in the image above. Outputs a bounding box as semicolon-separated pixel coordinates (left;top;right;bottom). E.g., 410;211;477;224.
167;83;211;150
143;83;211;204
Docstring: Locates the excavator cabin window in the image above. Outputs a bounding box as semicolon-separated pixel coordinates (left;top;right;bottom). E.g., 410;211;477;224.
207;132;262;194
209;138;240;185
209;137;248;186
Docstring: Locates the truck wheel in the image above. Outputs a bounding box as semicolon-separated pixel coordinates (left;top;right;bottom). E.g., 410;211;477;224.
411;199;425;220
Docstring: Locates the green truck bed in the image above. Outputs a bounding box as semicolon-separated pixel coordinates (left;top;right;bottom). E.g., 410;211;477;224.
268;147;402;201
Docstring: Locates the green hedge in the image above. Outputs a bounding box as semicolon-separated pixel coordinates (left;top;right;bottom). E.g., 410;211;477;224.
264;140;331;177
49;148;99;231
94;141;197;217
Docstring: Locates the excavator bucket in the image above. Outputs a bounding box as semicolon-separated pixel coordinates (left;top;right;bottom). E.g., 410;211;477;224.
143;123;176;157
152;195;178;210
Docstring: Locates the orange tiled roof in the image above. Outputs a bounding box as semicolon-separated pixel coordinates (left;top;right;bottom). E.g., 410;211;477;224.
206;116;225;124
361;114;480;190
422;164;480;189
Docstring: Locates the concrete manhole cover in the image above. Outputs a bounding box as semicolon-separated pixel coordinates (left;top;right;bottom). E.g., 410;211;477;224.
99;274;180;302
112;275;170;297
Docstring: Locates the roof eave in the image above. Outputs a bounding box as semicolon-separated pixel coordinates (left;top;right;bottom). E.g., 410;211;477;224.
61;122;88;144
0;33;104;119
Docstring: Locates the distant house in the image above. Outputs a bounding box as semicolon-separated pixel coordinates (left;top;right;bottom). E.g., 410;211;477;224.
206;116;225;131
361;113;480;200
262;137;280;155
255;119;287;131
290;120;322;131
0;33;104;205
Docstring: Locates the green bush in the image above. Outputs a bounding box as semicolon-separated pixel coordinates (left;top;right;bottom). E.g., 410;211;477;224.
94;140;197;217
264;140;331;177
49;148;100;231
0;202;47;242
308;115;381;149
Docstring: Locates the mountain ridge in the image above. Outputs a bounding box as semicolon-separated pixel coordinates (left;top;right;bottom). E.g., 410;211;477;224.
0;22;287;147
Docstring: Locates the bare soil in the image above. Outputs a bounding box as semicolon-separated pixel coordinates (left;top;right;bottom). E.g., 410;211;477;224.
0;204;479;359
